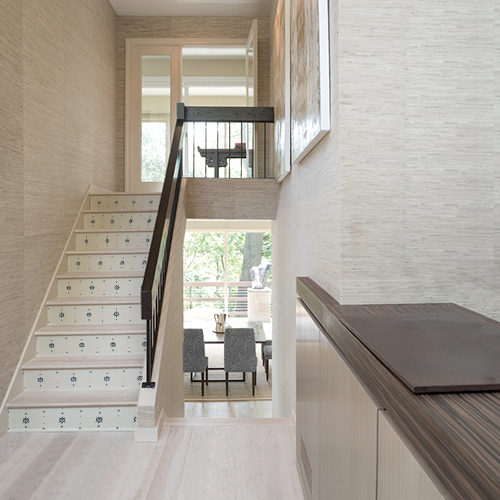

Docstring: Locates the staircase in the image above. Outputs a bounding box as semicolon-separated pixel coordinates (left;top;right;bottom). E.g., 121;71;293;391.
6;193;160;432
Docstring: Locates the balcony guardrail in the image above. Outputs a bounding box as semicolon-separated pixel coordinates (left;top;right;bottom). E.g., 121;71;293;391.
141;104;275;388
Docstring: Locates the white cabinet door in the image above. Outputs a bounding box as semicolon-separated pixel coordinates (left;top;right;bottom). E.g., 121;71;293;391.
296;299;321;500
320;331;380;500
378;412;450;500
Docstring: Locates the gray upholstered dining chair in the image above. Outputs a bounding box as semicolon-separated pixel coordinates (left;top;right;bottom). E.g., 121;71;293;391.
224;328;258;397
262;341;272;380
183;328;209;397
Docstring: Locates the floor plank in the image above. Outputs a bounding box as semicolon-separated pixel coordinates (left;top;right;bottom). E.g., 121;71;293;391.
30;432;122;500
0;418;305;500
0;434;77;500
184;401;272;418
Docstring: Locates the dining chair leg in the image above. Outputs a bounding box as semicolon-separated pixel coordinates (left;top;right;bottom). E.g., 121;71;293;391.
243;372;246;382
226;372;229;397
265;359;269;380
201;371;205;397
252;371;256;397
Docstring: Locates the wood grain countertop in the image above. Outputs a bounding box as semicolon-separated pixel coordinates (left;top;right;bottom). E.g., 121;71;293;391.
297;276;500;500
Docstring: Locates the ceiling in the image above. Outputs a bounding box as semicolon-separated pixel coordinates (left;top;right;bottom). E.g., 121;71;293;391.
109;0;270;17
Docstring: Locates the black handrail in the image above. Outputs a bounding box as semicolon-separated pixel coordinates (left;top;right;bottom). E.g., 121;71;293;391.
140;104;274;389
140;105;185;388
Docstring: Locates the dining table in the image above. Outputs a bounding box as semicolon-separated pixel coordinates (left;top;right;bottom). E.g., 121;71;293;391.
183;319;270;383
183;319;269;344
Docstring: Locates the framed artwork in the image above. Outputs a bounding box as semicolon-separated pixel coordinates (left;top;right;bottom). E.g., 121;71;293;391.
290;0;330;164
274;0;291;182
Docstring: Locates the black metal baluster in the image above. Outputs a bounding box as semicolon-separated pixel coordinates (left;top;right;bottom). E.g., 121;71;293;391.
192;124;195;177
228;122;231;178
216;121;220;178
264;122;267;178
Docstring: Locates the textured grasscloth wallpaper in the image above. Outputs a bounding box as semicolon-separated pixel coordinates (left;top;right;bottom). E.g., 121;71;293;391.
270;0;341;418
0;0;25;408
116;16;270;189
0;0;118;403
339;1;500;317
271;0;499;418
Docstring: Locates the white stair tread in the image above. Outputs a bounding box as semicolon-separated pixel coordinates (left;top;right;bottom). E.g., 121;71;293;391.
7;389;139;409
91;192;159;196
36;324;147;336
82;210;156;214
58;271;145;279
46;296;141;306
66;248;149;255
75;228;153;234
23;354;145;370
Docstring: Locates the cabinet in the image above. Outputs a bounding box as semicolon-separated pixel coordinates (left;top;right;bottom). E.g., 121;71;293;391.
296;298;451;500
296;299;380;500
320;331;380;500
296;299;320;500
378;412;449;500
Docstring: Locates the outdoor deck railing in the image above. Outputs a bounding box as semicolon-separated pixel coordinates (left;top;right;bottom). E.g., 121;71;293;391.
184;280;272;317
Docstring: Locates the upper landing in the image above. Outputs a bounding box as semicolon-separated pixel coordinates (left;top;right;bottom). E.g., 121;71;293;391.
184;178;278;220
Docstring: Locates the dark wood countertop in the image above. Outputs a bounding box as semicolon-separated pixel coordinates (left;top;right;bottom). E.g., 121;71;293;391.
297;277;500;500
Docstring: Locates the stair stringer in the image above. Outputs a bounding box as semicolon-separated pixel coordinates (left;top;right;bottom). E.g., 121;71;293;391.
0;185;94;437
135;179;187;442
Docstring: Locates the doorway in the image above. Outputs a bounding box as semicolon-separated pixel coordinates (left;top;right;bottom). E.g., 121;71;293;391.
125;24;258;192
183;220;272;417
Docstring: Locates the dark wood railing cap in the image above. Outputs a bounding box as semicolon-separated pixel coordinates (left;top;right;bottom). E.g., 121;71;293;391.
178;104;274;123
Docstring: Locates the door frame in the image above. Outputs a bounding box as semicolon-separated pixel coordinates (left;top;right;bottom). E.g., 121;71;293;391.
125;38;248;193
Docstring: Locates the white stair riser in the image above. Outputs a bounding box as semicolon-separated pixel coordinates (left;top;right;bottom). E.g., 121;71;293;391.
36;335;146;356
47;304;142;325
90;195;159;211
24;368;144;391
83;213;157;230
58;278;143;297
75;232;152;250
67;254;148;273
9;407;136;432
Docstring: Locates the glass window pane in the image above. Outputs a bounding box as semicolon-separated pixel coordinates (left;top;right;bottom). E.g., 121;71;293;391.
142;55;171;182
183;231;271;319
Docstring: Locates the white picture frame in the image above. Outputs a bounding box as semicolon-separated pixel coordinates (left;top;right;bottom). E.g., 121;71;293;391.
274;0;291;182
290;0;330;164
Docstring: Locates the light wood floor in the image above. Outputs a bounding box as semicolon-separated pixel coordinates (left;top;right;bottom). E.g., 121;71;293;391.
0;414;304;500
185;401;272;418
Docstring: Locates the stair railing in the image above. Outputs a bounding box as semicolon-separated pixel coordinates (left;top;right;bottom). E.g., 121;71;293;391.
141;104;274;388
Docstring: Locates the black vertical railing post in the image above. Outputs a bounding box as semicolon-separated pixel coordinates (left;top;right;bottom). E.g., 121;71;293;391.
228;122;231;178
240;122;243;177
143;319;154;388
264;122;267;178
204;122;207;178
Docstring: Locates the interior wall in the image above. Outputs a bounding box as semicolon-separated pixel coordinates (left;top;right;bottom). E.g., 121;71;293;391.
116;16;270;186
338;1;500;318
0;0;25;408
0;0;118;404
270;0;341;418
271;0;499;418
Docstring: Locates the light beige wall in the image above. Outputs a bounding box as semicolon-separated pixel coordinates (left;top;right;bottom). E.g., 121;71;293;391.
339;1;500;318
0;0;118;403
117;16;270;186
0;0;25;408
271;0;499;418
270;0;341;418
